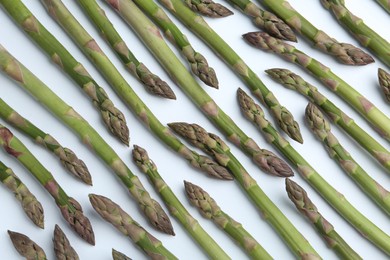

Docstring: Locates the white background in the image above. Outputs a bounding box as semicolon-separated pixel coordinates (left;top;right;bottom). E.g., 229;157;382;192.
0;0;389;259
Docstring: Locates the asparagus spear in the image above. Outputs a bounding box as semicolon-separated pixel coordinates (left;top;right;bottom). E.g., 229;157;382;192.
0;161;44;228
89;194;178;259
224;0;297;41
379;68;390;102
168;122;322;259
0;0;129;146
0;46;173;235
141;0;303;143
53;224;79;260
265;68;390;174
0;125;95;244
243;32;390;141
112;249;131;260
184;0;233;18
132;145;231;260
237;88;390;254
321;0;390;67
305;102;390;215
0;98;91;185
184;181;273;260
375;0;390;13
258;0;374;65
8;230;47;260
285;179;362;260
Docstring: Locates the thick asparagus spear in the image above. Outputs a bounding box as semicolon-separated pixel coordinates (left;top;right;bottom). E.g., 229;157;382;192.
237;88;390;254
258;0;374;65
0;98;91;185
184;181;273;260
375;0;390;13
244;32;390;141
112;249;131;260
132;145;231;259
266;68;390;174
305;102;390;215
285;179;362;260
53;224;79;260
0;125;95;244
379;68;390;102
0;161;44;228
8;230;47;260
0;0;129;145
89;194;178;259
0;46;173;235
184;0;233;18
168;123;321;259
321;0;390;67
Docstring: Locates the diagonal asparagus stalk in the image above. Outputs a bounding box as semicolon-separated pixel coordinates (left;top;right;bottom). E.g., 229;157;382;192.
8;230;47;260
285;179;362;260
257;0;374;65
243;32;390;141
224;0;297;41
0;125;95;244
375;0;390;13
89;194;178;259
321;0;390;67
0;0;129;145
265;68;390;174
0;161;44;228
0;46;173;235
53;224;79;260
0;98;92;185
168;122;322;259
184;181;272;260
112;249;131;260
184;0;233;18
305;103;390;215
237;88;390;254
132;145;231;259
379;68;390;102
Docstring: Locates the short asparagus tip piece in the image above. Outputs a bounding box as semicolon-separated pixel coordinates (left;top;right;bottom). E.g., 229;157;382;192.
53;224;79;260
8;230;47;259
185;0;234;18
379;68;390;102
112;248;132;260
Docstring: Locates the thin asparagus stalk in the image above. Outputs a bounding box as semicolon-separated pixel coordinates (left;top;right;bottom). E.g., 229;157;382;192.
0;125;95;244
0;98;92;185
8;230;47;260
184;181;272;260
375;0;390;13
285;179;362;260
0;0;129;145
243;32;390;141
0;161;44;228
321;0;390;67
132;145;231;260
53;224;80;260
112;249;132;260
257;0;374;65
0;46;173;235
89;194;178;260
224;0;297;41
265;68;390;174
143;0;303;143
237;88;390;254
379;68;390;102
305;102;390;215
168;122;321;259
184;0;233;18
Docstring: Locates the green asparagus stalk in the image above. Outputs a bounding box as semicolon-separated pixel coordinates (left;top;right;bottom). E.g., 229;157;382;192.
0;98;92;185
89;194;178;260
305;102;390;215
139;0;303;143
285;179;362;260
379;68;390;102
184;0;233;18
168;123;321;259
112;249;131;260
243;32;390;141
0;0;129;145
0;125;95;244
265;68;390;174
224;0;297;41
375;0;390;13
0;46;173;235
53;224;79;260
0;161;44;228
237;88;390;254
321;0;390;67
8;230;47;260
184;181;273;260
258;0;374;65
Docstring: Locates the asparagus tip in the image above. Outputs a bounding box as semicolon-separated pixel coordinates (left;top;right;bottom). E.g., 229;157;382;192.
8;230;47;259
53;224;79;260
378;68;390;102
